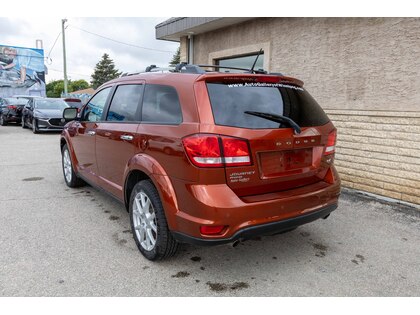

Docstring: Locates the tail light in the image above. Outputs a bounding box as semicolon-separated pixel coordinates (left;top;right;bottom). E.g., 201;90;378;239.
221;137;251;166
323;130;337;183
182;135;223;167
7;105;17;110
324;129;337;155
182;134;251;168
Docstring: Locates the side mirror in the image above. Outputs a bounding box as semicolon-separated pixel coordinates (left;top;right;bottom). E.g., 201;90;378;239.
63;107;78;121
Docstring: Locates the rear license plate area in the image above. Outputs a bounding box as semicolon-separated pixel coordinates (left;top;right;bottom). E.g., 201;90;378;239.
259;148;313;177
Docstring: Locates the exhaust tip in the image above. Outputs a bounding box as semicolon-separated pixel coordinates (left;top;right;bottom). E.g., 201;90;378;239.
231;240;241;248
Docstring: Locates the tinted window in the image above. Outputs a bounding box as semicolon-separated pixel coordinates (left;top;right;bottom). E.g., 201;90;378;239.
83;87;111;122
107;85;143;122
4;98;28;106
207;83;329;129
142;85;182;124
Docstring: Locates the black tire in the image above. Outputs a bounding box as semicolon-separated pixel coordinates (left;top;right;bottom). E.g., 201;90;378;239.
0;114;7;126
32;118;39;134
22;116;27;128
129;180;178;261
61;144;85;188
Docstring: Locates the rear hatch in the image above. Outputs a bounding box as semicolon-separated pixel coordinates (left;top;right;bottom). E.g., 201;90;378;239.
5;99;26;116
202;74;336;197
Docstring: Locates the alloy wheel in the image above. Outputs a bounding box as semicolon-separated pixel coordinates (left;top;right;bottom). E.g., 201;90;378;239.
132;191;158;251
63;149;72;183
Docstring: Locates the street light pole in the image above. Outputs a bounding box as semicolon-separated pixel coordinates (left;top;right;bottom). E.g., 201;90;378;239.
62;19;68;95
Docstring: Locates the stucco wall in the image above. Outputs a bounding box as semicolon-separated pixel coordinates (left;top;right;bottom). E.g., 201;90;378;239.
182;17;420;204
190;17;420;112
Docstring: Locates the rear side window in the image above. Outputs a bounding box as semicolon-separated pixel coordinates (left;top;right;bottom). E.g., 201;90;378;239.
206;83;329;129
106;84;143;122
141;84;182;124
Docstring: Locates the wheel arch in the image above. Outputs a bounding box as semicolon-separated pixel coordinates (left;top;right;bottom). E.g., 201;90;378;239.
60;133;79;173
123;154;180;231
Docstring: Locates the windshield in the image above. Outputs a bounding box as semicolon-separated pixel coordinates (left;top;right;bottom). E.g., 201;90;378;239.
35;99;69;110
4;98;28;106
206;82;330;129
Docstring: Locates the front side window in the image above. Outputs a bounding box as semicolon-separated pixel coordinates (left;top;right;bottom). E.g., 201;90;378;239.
141;85;182;124
82;87;111;122
106;84;143;122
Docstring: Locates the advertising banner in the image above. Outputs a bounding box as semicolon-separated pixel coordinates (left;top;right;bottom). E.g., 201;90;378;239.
0;44;46;97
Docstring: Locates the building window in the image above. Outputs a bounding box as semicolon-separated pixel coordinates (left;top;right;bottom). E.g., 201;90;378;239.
216;52;264;72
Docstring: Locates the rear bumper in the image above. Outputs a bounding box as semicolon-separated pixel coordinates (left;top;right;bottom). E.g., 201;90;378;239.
4;113;22;122
165;167;341;244
172;203;337;246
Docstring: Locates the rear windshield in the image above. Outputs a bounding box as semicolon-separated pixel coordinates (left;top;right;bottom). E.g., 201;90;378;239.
4;98;28;105
206;82;329;129
65;101;83;108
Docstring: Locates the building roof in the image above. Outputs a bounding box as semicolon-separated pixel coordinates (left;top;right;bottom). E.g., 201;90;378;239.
70;87;95;95
155;17;255;42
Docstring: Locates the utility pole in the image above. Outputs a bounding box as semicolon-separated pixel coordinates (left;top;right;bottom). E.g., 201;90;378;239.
62;19;68;95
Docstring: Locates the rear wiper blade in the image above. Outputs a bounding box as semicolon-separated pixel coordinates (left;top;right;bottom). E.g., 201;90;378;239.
244;111;301;134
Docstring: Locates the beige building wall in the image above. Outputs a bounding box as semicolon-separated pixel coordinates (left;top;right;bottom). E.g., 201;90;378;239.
181;17;420;204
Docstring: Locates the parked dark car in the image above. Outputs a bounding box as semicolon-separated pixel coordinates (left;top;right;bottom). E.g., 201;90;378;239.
0;97;28;126
63;98;83;112
60;64;340;261
22;98;69;133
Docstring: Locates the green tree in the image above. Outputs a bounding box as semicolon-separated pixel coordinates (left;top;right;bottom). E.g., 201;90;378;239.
46;79;90;97
169;46;180;66
46;80;68;98
70;79;90;92
90;53;121;89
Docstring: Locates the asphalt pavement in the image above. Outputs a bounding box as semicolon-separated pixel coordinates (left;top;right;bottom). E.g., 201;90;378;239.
0;125;419;296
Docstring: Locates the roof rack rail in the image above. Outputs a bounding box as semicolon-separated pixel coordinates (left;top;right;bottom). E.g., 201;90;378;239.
121;65;176;77
145;65;176;73
120;63;281;77
121;71;141;77
198;64;267;74
174;63;268;74
174;62;206;74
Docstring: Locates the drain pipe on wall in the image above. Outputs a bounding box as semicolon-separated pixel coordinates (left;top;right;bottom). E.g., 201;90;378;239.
188;33;194;64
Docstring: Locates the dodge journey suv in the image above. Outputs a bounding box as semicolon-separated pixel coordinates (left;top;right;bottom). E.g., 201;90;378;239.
60;64;340;260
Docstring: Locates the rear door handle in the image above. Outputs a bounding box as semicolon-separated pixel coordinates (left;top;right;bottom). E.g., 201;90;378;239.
120;135;133;141
87;130;96;136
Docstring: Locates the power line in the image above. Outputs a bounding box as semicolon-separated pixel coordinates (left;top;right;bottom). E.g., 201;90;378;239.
48;68;91;78
46;30;62;63
69;25;175;54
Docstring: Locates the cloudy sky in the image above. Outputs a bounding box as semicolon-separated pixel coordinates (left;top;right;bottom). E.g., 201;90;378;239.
0;17;179;83
0;1;415;85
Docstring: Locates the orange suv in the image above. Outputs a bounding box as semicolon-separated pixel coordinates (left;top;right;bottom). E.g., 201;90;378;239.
60;64;340;260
